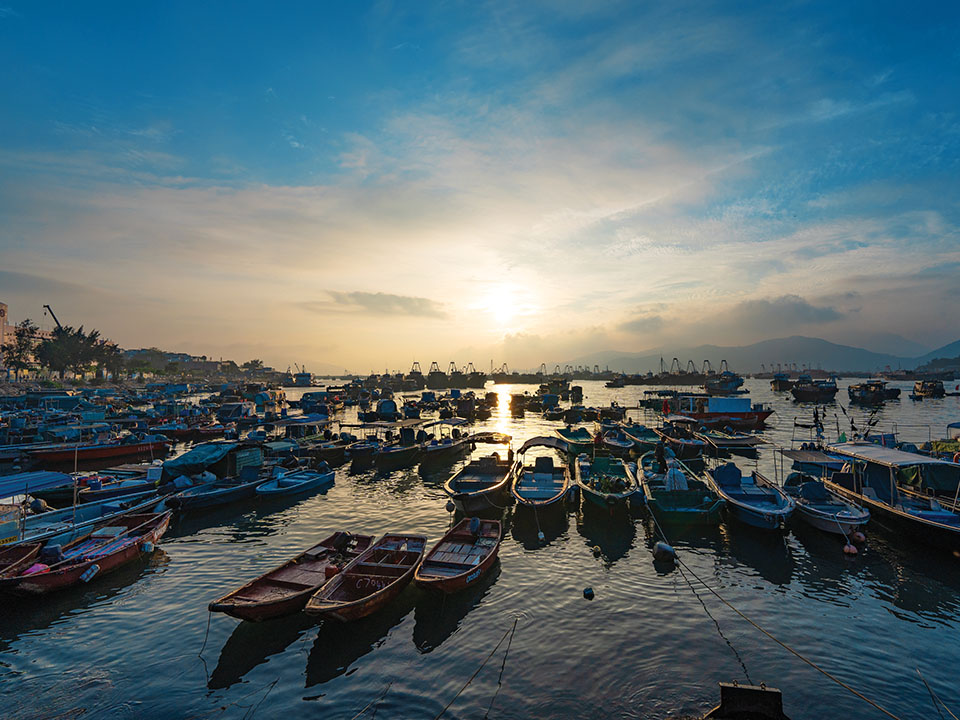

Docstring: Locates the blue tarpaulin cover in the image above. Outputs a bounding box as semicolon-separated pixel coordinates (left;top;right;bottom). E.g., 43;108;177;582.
0;471;73;500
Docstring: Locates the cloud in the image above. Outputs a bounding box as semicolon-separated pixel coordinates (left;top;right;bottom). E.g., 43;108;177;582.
300;292;448;319
618;314;664;334
732;295;843;327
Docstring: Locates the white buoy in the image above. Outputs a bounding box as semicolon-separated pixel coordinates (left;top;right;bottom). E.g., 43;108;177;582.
653;541;676;563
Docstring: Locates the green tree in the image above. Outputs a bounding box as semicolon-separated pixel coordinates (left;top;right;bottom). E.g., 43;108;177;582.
242;358;264;372
96;340;126;380
35;326;104;380
3;319;39;380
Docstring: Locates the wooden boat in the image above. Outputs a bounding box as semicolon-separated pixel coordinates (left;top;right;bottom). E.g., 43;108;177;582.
601;430;634;457
914;379;945;398
0;543;42;579
414;518;501;593
170;472;265;510
27;436;171;465
208;532;374;621
621;423;659;452
510;437;572;511
783;473;869;535
304;533;426;621
0;511;172;596
639;452;723;525
444;453;512;514
790;375;838;402
575;454;637;511
847;380;889;405
555;427;594;455
653;424;706;460
706;463;795;530
255;466;334;497
694;429;762;452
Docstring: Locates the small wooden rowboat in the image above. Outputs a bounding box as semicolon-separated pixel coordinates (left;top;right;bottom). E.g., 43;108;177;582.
414;518;501;593
208;532;375;621
0;511;171;596
0;543;43;579
304;533;426;622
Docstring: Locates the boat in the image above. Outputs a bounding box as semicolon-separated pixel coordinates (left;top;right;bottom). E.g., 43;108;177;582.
639;452;723;526
208;532;374;621
169;470;265;511
706;463;795;530
620;423;659;452
575;453;637;511
26;435;172;466
0;543;43;579
702;682;790;719
703;369;744;396
693;428;762;453
414;518;501;593
790;375;838;403
663;395;773;430
304;533;426;621
255;465;335;497
0;511;172;596
509;437;572;511
847;380;892;405
443;453;513;514
782;473;869;535
419;420;471;466
770;373;794;391
913;379;945;398
601;430;634;457
653;422;706;460
816;442;960;552
555;427;594;454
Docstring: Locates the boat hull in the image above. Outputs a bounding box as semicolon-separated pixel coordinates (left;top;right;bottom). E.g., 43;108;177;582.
29;441;170;465
795;506;866;535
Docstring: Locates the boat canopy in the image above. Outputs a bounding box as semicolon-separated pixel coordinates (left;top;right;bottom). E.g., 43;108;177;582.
829;442;953;467
780;449;843;464
518;436;569;454
272;414;331;427
0;471;73;500
162;441;262;480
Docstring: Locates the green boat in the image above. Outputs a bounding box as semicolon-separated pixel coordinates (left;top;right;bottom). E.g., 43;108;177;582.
575;453;638;510
622;423;660;453
556;426;594;454
639;452;723;525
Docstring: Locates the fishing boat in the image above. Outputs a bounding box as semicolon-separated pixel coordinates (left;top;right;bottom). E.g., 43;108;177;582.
556;427;594;454
255;465;335;497
663;395;773;430
653;422;706;460
770;373;794;391
621;423;660;453
782;473;869;535
790;375;839;403
703;369;744;396
26;434;172;466
169;470;265;511
693;428;762;453
443;453;513;514
706;463;795;530
304;533;426;621
639;452;723;526
0;511;172;596
208;532;374;621
913;379;945;398
575;453;637;511
817;442;960;552
414;518;501;593
847;380;894;405
419;420;471;466
0;543;43;579
601;430;634;457
509;437;572;512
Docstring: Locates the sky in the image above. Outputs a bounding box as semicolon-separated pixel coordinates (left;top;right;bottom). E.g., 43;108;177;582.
1;0;959;373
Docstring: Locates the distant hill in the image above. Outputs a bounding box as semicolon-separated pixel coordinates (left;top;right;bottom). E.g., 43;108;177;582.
568;335;960;373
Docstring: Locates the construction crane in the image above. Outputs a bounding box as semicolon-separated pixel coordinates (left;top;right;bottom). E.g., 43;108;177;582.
42;304;63;330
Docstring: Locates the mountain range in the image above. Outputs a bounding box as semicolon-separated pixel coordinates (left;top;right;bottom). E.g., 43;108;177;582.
568;336;960;374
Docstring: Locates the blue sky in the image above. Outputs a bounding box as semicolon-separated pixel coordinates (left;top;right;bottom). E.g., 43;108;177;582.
1;1;959;370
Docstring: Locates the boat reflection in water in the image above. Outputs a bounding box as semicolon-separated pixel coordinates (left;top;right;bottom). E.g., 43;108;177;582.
508;505;569;549
304;587;417;688
576;508;637;567
208;612;317;690
412;562;502;653
719;524;795;587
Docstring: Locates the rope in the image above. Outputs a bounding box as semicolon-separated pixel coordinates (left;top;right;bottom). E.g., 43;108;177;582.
483;618;518;720
198;610;212;657
646;497;901;720
433;622;514;720
917;668;958;720
350;681;393;720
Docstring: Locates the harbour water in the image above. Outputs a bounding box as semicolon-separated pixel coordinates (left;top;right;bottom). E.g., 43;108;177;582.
2;379;960;719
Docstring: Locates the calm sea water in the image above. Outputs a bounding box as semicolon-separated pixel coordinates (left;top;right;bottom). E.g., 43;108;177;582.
2;379;959;719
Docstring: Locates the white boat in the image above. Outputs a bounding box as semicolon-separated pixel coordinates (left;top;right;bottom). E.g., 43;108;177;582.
783;473;869;535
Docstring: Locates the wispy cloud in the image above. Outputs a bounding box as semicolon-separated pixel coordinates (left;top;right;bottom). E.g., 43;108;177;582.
299;292;447;319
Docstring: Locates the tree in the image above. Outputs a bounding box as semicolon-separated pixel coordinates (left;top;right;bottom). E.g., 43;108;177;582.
242;359;264;372
96;340;125;381
35;326;104;380
3;319;39;380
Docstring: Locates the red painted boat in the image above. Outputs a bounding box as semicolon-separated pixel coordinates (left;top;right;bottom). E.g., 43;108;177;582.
0;543;43;579
304;533;426;622
28;439;171;464
208;532;375;621
414;518;501;593
0;511;171;596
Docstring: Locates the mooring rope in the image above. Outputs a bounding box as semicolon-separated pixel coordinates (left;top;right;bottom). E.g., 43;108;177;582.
647;506;902;720
433;621;516;720
917;668;957;720
482;617;518;720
